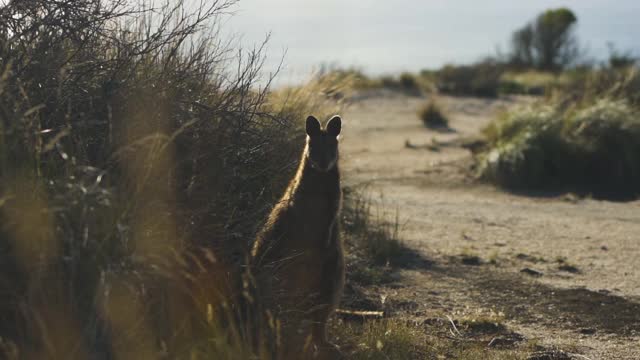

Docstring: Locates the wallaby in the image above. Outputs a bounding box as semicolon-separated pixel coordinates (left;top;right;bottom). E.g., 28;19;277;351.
251;115;344;359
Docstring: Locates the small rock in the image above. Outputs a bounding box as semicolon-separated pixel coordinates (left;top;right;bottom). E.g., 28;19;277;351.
461;255;482;266
579;327;596;335
520;268;543;277
516;253;544;263
558;264;580;274
600;245;608;251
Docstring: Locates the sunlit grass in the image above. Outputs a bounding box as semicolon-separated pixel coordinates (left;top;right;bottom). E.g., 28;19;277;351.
478;69;640;198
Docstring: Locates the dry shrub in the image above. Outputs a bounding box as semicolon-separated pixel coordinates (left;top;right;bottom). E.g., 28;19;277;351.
418;99;448;128
436;60;504;98
0;0;348;358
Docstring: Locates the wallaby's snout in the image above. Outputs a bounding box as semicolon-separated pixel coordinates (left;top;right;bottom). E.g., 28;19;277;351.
306;115;341;172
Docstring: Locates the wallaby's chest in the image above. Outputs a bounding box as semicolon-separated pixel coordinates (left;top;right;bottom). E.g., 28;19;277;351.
295;193;335;234
269;190;333;251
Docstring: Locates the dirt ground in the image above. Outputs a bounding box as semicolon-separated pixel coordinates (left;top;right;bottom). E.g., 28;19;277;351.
340;91;640;359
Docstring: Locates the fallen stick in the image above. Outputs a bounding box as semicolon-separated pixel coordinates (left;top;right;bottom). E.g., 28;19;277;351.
335;309;384;321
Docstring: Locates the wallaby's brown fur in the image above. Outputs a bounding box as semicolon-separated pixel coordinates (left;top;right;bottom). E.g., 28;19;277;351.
251;115;344;359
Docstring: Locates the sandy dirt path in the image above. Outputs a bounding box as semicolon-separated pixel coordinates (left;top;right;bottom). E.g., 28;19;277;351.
340;92;640;359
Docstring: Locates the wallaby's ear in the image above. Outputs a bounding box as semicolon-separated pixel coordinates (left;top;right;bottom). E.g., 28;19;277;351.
326;115;341;137
306;115;321;136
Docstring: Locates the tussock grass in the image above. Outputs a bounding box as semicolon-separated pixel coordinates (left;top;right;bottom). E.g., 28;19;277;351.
478;67;640;199
315;67;382;91
550;66;640;107
333;319;427;360
499;70;565;95
342;188;405;266
458;309;507;334
478;96;640;198
331;316;534;360
418;99;449;128
267;72;353;124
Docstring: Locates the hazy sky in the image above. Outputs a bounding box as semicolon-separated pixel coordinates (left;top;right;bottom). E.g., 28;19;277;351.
224;0;639;83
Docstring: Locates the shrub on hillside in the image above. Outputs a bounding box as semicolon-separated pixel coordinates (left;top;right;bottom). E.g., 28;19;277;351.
399;72;419;91
436;60;504;97
374;73;422;95
607;44;638;69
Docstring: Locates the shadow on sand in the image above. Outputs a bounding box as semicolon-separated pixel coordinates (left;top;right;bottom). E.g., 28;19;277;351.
426;260;640;336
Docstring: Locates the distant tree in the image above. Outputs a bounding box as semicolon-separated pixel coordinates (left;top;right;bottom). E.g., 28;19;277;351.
510;24;535;67
510;8;580;71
